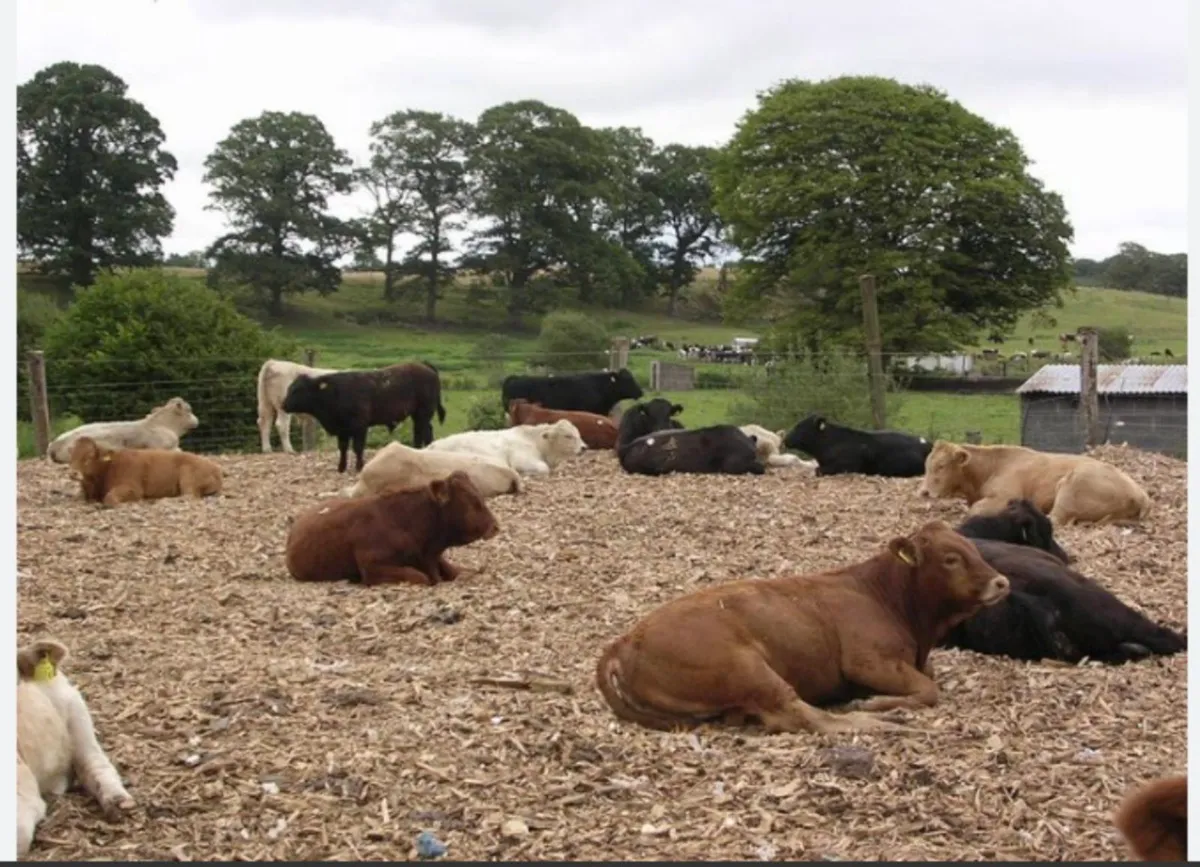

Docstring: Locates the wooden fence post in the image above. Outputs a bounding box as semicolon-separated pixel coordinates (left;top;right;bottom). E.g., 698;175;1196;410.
609;338;630;371
27;350;52;459
965;430;982;445
1078;328;1100;449
859;274;887;430
301;348;318;452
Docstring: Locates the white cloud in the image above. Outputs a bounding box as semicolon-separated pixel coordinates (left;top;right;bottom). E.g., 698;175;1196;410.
16;0;1187;260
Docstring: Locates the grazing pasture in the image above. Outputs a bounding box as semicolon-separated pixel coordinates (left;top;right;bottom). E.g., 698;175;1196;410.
16;444;1184;861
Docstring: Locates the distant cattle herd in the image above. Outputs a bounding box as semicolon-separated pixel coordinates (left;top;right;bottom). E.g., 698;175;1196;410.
19;355;1186;860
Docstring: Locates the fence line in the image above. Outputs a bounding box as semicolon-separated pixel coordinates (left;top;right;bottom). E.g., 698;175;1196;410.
18;346;1188;461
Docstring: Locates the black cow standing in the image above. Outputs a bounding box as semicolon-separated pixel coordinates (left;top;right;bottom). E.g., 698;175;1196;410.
956;498;1073;564
941;539;1186;664
282;361;446;473
783;414;931;477
501;369;644;416
616;399;763;477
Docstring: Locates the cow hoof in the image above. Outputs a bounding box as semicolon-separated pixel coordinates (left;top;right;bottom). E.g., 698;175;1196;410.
101;795;136;820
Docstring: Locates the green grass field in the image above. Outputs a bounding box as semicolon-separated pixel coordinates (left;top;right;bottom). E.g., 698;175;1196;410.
16;270;1184;459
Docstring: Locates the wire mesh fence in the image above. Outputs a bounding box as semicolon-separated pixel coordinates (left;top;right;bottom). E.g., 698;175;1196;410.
17;347;1187;461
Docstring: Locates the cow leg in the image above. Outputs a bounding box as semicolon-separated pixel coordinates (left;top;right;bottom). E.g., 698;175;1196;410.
102;487;139;507
258;406;275;453
351;430;367;472
66;691;136;817
966;497;1011;518
336;435;350;473
434;555;460;582
16;760;46;858
413;414;434;449
841;656;939;713
359;562;434;586
277;411;296;454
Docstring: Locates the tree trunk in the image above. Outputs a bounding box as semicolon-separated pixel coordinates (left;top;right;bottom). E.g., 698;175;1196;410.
425;228;439;322
383;236;396;301
269;285;285;318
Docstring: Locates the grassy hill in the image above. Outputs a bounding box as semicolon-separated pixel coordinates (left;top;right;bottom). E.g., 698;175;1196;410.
16;268;1187;458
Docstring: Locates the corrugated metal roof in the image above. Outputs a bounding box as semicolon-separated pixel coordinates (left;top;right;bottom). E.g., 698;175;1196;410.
1016;364;1187;395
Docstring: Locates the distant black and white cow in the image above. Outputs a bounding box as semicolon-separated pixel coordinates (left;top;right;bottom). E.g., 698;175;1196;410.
940;540;1186;664
616;399;763;477
282;362;446;473
782;414;931;477
956;498;1073;564
501;369;644;417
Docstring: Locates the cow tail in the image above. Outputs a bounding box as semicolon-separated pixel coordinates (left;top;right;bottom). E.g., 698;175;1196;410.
421;360;446;425
594;638;692;733
437;398;446;426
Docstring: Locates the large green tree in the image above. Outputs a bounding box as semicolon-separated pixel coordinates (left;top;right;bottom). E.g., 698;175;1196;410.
17;62;177;289
203;111;355;317
593;126;661;305
645;144;724;316
714;76;1074;354
1079;241;1187;297
364;110;474;320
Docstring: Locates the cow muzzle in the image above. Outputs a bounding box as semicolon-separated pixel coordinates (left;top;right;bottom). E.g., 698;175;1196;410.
917;484;932;498
980;574;1010;605
483;522;500;540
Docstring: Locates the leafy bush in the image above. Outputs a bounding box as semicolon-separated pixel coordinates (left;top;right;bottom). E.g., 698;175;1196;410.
465;395;509;431
42;269;296;453
17;289;62;422
729;352;905;436
1095;325;1134;362
531;310;610;372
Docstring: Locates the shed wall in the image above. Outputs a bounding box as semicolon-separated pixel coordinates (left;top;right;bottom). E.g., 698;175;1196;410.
1019;394;1187;458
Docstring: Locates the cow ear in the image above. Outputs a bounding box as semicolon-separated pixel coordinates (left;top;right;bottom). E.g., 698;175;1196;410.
888;537;920;566
775;429;787;439
319;381;329;390
429;479;451;504
954;448;970;465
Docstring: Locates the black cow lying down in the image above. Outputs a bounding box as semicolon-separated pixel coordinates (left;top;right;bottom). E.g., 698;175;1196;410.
501;368;643;416
782;414;931;477
616;399;763;477
957;498;1073;564
941;538;1186;664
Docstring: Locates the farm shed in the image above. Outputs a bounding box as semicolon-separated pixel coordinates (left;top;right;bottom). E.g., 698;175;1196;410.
1016;364;1187;458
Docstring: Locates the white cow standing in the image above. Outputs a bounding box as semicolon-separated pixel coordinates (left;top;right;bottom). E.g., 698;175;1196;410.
17;639;135;858
256;359;339;453
427;420;586;476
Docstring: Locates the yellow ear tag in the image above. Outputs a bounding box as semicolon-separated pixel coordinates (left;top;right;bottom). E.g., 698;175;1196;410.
896;549;915;566
101;454;113;463
32;656;56;682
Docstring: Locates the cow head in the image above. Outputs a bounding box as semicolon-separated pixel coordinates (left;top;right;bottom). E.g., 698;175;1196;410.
148;397;199;433
506;398;533;426
430;471;500;545
617;398;683;448
917;441;970;499
17;638;69;682
608;368;644;402
782;413;828;454
889;519;1010;629
541;419;587;463
1002;498;1072;564
68;436;112;481
1114;775;1187;863
282;374;330;416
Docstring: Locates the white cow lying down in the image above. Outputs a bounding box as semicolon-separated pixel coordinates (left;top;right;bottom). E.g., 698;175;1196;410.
17;638;135;858
48;397;199;464
427;419;586;476
739;424;816;470
343;441;523;499
257;358;340;453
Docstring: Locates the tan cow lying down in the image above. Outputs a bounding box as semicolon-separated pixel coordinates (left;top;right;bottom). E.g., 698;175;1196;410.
256;358;339;453
70;436;223;506
17;639;135;857
342;441;522;499
739;424;814;469
48;397;199;463
596;519;1010;734
919;441;1151;525
1114;774;1186;862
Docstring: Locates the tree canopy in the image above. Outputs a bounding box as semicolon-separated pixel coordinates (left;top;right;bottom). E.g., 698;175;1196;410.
713;75;1075;354
17;61;177;289
1073;242;1186;297
203;110;355;317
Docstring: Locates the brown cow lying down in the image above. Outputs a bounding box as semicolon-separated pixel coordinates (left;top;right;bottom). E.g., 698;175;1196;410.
919;441;1151;525
286;470;499;586
69;436;223;506
1114;774;1186;862
17;639;135;857
507;398;618;450
596;519;1010;734
342;441;521;499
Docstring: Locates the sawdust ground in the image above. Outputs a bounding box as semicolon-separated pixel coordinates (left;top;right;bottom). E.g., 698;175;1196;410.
16;444;1186;861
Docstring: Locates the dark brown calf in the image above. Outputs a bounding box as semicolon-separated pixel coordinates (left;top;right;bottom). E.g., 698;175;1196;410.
506;399;618;449
596;520;1010;734
285;471;499;586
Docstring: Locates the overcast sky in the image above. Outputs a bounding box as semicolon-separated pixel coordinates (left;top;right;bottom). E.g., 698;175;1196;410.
16;0;1188;261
